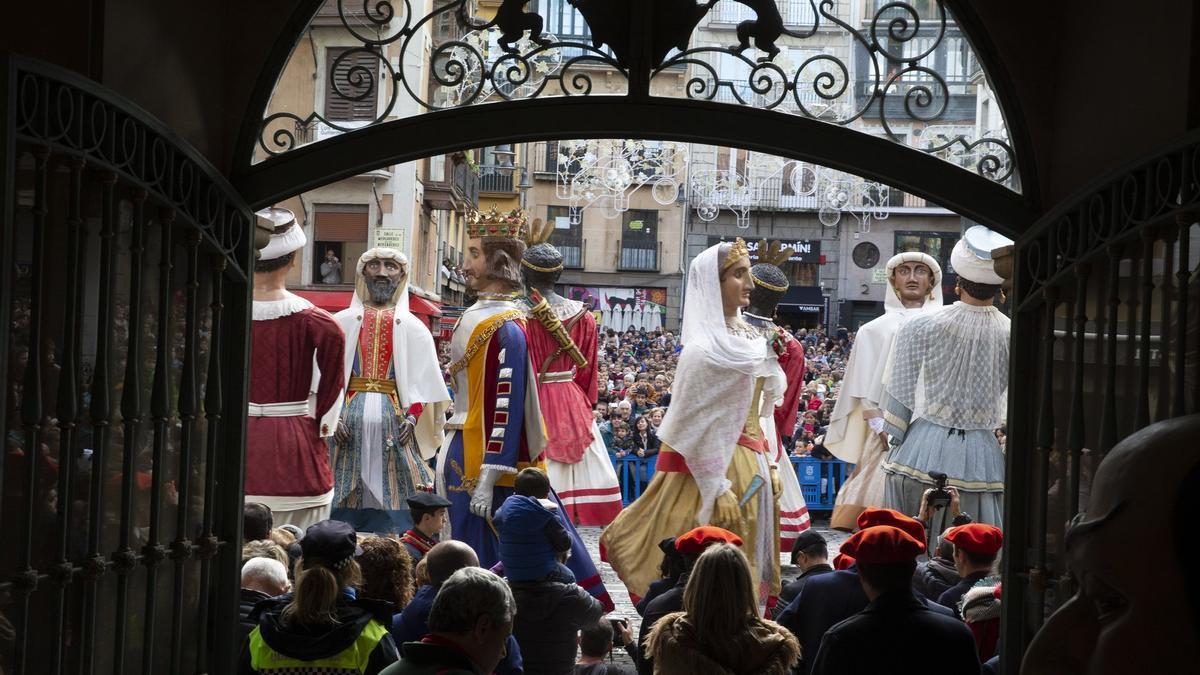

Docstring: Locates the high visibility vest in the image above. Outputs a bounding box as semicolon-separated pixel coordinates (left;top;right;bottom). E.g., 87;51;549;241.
247;619;389;674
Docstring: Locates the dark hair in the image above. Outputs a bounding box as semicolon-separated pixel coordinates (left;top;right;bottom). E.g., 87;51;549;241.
958;547;998;568
579;621;614;657
481;238;526;291
411;505;446;528
747;263;788;316
254;251;294;274
857;560;917;595
957;277;1001;301
357;536;414;609
790;541;828;566
244;502;274;541
522;243;563;290
514;467;551;499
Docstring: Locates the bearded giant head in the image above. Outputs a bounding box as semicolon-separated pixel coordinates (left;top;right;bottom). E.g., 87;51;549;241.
355;247;409;308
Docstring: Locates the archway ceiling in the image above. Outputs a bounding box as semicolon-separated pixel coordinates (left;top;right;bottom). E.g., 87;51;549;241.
235;0;1038;236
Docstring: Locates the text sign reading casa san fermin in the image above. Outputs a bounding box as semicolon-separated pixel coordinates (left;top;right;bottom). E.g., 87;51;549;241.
706;237;821;264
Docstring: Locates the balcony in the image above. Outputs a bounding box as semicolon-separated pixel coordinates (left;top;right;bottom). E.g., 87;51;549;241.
618;241;660;272
558;239;584;269
478;167;515;193
424;155;479;211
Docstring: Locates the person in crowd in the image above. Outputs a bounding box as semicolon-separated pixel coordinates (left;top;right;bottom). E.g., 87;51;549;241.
239;557;291;648
508;532;606;674
962;583;1002;663
381;567;516;675
399;492;452;565
937;523;1003;616
634;538;684;618
775;529;833;615
808;525;980;674
609;421;634;459
242;539;290;568
636;526;744;675
358;535;415;611
629;386;653;417
246;208;345;529
629;415;659;459
1022;414;1200;675
881;227;1013;526
913;529;963;602
244;502;274;542
646;543;800;675
574;621;636;675
268;526;297;550
330;248;450;534
646;407;664;430
776;508;951;675
392;541;524;675
240;520;399;674
321;249;343;284
494;467;575;584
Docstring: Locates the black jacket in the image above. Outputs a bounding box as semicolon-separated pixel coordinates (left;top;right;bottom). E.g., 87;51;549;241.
381;639;477;675
239;588;274;650
938;570;991;617
774;563;834;618
810;591;980;675
913;556;960;602
239;592;400;675
635;574;688;675
510;581;605;675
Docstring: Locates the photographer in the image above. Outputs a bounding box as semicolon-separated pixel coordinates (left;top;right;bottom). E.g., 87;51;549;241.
573;620;637;675
912;478;963;550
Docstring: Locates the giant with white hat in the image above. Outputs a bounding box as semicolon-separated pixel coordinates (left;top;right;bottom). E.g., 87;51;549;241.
949;225;1014;286
256;207;307;262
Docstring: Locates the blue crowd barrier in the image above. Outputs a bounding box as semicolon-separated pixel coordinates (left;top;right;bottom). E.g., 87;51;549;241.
610;452;852;511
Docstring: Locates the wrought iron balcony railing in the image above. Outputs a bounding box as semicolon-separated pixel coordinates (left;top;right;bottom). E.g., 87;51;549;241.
618;241;661;272
478;168;515;193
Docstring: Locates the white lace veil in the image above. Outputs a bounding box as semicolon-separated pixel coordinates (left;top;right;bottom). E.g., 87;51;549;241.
680;243;771;374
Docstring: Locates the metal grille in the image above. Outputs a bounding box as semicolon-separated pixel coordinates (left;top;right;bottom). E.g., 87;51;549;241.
1003;131;1200;665
0;56;253;675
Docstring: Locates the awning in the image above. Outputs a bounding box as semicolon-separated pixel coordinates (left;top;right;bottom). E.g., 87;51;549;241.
777;286;825;313
290;288;442;320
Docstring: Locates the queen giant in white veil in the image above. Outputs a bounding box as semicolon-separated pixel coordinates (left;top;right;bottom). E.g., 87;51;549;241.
600;239;787;606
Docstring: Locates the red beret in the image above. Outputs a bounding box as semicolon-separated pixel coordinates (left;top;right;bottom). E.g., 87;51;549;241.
856;508;926;545
832;552;856;571
840;525;926;564
945;523;1003;557
675;526;743;554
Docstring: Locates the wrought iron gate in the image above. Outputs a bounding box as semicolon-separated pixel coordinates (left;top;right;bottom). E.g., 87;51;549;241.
1002;132;1200;667
0;56;253;675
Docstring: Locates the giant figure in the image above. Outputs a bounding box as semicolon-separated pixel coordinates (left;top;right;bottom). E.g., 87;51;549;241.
519;220;623;525
601;239;787;608
245;208;345;528
329;247;451;533
881;226;1012;526
825;251;943;530
742;241;812;550
436;207;612;610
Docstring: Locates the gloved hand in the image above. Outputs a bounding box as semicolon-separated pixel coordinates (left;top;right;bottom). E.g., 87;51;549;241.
867;416;886;435
712;489;744;530
396;414;417;445
470;469;500;518
769;465;782;502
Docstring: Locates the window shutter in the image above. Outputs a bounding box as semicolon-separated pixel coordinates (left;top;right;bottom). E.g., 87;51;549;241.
315;205;369;241
325;48;380;121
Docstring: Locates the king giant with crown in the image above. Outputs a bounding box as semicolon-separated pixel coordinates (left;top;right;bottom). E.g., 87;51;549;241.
437;207;612;610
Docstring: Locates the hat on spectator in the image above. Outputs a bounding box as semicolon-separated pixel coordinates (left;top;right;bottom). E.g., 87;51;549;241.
944;523;1004;557
789;529;827;558
300;520;363;570
658;537;679;556
840;525;926;564
675;526;744;554
856;507;927;545
832;552;856;570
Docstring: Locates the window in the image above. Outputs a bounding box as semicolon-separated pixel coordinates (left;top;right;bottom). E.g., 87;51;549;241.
547;205;582;268
894;230;960;303
324;47;380;121
543;141;585;176
313;204;369;284
479;145;515;193
619;210;658;271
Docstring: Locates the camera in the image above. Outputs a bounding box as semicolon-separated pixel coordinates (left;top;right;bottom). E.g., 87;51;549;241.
609;618;629;647
927;471;953;511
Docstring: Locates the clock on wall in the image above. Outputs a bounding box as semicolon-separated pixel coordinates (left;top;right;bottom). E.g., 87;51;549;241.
852;241;880;269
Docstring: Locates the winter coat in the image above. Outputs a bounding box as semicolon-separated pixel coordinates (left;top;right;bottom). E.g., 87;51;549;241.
645;612;800;675
938;570;991;618
392;584;524;675
913;556;960;602
239;593;399;675
774;564;833;618
238;588;274;650
961;584;1002;662
494;495;571;582
510;580;605;675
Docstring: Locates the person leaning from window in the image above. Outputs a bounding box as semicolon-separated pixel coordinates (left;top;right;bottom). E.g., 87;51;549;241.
240;520;399;675
322;249;343;284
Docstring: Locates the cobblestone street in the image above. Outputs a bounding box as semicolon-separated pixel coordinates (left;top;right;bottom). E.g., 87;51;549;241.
576;519;850;666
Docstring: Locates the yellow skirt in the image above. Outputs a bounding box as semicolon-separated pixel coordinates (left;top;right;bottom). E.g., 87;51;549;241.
600;442;781;602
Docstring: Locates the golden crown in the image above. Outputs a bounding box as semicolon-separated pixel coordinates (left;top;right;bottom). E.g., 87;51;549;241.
465;205;529;240
757;239;793;267
721;237;750;273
